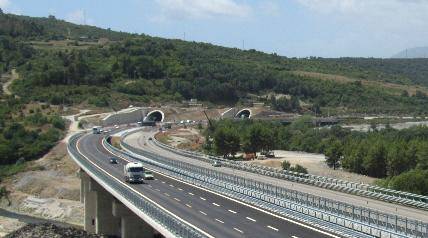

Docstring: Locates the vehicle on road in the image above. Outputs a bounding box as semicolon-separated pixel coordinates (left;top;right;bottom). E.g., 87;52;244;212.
109;158;118;164
124;162;144;183
212;161;221;167
143;171;154;180
148;137;153;141
92;126;102;134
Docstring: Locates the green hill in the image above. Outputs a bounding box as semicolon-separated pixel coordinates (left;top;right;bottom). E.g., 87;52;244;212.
1;12;428;115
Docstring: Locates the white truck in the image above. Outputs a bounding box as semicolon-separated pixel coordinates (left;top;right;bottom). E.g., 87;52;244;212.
124;162;144;183
92;126;102;134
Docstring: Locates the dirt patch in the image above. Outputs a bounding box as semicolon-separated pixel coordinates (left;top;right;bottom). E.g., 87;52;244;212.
292;70;428;96
157;127;204;151
0;216;26;237
248;150;377;184
0;142;83;226
5;223;99;238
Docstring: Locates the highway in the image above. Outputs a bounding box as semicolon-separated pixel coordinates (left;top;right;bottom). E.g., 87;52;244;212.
75;131;339;238
123;128;428;223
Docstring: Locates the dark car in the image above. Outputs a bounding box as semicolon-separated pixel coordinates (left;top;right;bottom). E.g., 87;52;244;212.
110;158;118;164
148;137;153;141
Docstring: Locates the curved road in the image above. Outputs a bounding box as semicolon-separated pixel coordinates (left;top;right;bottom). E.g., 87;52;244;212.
123;128;428;223
76;132;337;238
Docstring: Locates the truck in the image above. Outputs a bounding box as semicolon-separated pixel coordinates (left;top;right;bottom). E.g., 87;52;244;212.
92;126;102;134
124;162;144;183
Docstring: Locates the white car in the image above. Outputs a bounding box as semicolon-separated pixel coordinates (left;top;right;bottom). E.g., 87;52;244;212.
143;171;154;180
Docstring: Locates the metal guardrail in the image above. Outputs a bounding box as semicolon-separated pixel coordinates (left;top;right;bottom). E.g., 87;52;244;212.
115;131;428;238
151;134;428;210
67;133;208;238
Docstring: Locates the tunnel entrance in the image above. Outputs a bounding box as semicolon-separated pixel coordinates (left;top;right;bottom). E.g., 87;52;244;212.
235;109;251;119
145;110;164;122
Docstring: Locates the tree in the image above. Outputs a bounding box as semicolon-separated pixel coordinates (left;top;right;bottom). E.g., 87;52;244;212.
214;126;240;158
282;160;291;170
363;141;387;178
325;140;342;170
243;123;274;154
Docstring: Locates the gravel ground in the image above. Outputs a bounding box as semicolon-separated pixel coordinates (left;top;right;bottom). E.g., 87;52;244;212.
4;223;99;238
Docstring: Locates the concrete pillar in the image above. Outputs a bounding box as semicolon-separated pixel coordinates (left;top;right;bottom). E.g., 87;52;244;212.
84;190;97;233
113;200;155;238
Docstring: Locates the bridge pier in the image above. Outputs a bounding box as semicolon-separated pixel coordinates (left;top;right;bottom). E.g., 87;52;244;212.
113;200;155;238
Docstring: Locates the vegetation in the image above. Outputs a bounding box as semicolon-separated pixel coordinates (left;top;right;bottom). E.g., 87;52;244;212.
281;160;308;174
0;12;427;114
205;118;428;195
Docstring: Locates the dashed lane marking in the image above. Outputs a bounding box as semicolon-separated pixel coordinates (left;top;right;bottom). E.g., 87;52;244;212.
188;192;194;196
246;217;256;222
215;219;224;224
200;197;206;201
199;211;207;215
228;210;237;214
178;188;183;191
267;226;279;232
174;198;181;202
164;193;170;197
212;203;220;207
233;228;243;233
186;204;192;208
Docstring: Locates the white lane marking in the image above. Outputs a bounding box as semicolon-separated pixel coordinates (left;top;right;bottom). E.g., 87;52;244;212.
212;203;220;207
215;219;224;224
199;211;207;215
188;192;194;196
148;185;152;188
267;226;279;232
246;217;256;222
178;188;183;191
169;184;174;187
174;198;181;202
155;188;160;192
77;134;215;238
164;193;170;197
161;181;166;184
233;228;243;233
200;197;206;201
154;178;158;180
228;209;237;214
186;204;192;208
103;132;340;238
291;236;299;238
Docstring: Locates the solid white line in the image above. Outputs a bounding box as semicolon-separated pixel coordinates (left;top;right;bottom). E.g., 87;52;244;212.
186;204;192;208
267;226;279;232
76;134;215;238
212;203;220;207
246;217;256;222
233;228;243;233
174;198;181;202
188;192;194;196
215;219;224;224
106;131;340;238
200;197;206;201
228;209;237;214
199;211;207;215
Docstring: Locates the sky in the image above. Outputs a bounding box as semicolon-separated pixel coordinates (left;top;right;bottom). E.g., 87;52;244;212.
1;0;428;58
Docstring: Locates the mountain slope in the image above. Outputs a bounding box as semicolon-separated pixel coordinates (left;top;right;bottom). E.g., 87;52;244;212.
1;12;428;114
392;47;428;59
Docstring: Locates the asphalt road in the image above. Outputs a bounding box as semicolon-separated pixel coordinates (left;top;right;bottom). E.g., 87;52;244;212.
75;132;337;238
123;128;428;223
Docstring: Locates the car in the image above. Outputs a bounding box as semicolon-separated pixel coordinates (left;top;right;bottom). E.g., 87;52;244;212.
212;161;221;167
148;137;153;141
109;158;118;164
143;171;154;180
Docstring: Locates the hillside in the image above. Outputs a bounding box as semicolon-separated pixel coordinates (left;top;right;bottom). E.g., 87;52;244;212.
1;12;428;115
392;47;428;59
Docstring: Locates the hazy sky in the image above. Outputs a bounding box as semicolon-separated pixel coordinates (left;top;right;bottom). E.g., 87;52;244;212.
1;0;428;58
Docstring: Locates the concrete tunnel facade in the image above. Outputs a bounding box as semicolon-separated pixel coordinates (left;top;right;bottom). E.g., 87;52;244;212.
235;109;252;119
145;110;165;122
